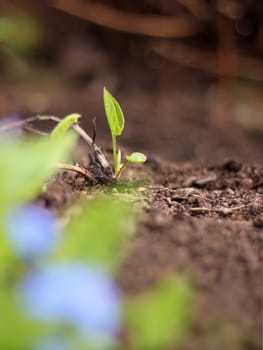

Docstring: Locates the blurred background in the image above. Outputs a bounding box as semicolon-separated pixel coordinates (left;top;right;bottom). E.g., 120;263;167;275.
0;0;263;163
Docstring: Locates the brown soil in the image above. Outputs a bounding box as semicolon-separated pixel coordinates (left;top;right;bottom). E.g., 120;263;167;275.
119;159;263;350
38;155;263;350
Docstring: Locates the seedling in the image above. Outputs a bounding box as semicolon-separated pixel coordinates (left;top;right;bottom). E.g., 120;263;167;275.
51;113;81;138
0;88;147;182
103;88;147;179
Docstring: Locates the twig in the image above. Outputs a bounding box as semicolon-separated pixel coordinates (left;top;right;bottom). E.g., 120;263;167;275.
190;201;256;214
23;125;48;136
91;117;96;145
176;0;213;21
50;0;202;38
72;120;110;170
0;115;110;170
115;159;128;180
58;162;95;180
152;41;263;82
0;116;39;132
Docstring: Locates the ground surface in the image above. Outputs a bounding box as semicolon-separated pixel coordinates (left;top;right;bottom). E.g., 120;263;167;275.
38;154;262;350
119;159;263;350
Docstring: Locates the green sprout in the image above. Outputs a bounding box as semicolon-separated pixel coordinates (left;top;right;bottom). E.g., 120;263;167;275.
51;113;81;138
103;88;147;179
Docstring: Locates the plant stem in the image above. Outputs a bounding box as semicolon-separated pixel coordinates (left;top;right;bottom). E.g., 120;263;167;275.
112;134;117;174
115;159;128;179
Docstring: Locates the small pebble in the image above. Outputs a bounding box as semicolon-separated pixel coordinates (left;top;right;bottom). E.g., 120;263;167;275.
241;178;253;188
138;187;146;192
222;160;242;172
253;215;263;229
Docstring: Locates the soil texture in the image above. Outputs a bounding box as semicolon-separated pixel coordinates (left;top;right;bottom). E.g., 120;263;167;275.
38;155;263;350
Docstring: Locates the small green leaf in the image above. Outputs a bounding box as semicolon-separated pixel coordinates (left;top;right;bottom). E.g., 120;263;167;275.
51;113;81;138
125;277;192;349
126;152;147;164
103;88;125;136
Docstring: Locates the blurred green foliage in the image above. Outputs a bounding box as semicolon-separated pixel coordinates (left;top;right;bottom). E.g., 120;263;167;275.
0;12;41;55
126;277;192;349
0;289;43;350
55;197;135;272
0;134;76;212
0;133;76;260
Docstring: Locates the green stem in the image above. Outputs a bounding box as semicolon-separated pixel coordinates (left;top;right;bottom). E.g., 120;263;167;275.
112;134;117;174
115;159;129;179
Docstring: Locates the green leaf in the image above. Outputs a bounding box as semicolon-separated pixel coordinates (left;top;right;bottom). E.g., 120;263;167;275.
55;196;135;271
103;88;125;136
126;152;147;164
125;277;192;349
0;289;41;349
0;133;76;259
51;113;81;138
0;133;76;210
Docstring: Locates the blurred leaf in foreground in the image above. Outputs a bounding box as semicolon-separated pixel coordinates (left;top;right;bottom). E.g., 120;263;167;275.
125;276;193;349
0;133;76;212
55;196;136;272
0;12;41;55
0;289;40;350
0;133;76;259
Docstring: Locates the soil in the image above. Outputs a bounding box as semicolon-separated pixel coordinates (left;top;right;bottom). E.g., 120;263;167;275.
37;154;263;350
119;160;263;350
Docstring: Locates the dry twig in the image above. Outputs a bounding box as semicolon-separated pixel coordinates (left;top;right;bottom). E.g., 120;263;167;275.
50;0;202;38
176;0;213;21
152;41;263;81
190;201;256;214
58;162;95;180
0;114;110;170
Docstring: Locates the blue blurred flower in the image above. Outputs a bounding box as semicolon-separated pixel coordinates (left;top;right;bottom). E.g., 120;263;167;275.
20;263;122;345
36;337;71;350
5;204;57;259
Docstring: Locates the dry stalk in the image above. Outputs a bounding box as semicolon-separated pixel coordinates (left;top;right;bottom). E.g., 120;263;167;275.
0;115;110;170
50;0;201;38
152;41;263;82
58;163;95;180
